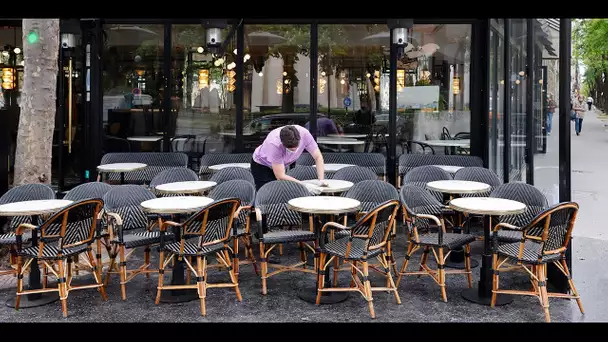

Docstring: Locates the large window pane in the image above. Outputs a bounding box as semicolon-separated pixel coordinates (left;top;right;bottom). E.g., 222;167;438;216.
489;19;505;179
170;25;236;166
243;24;311;152
102;24;164;153
533;19;560;204
509;19;527;181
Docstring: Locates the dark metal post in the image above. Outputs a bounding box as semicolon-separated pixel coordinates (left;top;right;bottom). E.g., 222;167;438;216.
309;22;318;139
503;19;511;184
541;65;548;153
548;18;572;292
89;19;104;181
491;26;499;172
470;19;490;166
525;19;535;185
235;21;244;152
163;23;172;152
388;30;398;186
57;42;66;191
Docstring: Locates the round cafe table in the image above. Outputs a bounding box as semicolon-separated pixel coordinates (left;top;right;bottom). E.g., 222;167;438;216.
141;196;214;303
154;181;217;195
0;199;73;308
323;164;355;173
97;163;147;184
208;163;250;171
449;197;526;306
288;196;361;304
432;165;464;174
301;179;354;194
427;180;491;270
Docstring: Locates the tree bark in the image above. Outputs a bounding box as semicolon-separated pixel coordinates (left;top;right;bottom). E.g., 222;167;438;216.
13;19;60;185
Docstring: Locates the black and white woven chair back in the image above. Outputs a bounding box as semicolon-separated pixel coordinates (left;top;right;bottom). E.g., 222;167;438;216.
350;200;400;253
199;153;252;180
343;180;399;212
286;166;318;181
403;165;451;184
400;184;445;231
296;152;386;178
333;166;378;183
182;198;240;245
150;167;199;196
209;167;255;185
453;167;502;196
398;154;483;178
208;180;256;227
103;185;156;231
522;202;578;259
64;182;113;201
254;180;310;228
100;152;189;184
40;199;103;252
0;183;56;231
490;182;548;227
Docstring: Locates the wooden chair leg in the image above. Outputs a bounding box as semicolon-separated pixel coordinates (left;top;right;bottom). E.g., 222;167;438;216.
224;249;242;302
155;250;166;305
538;264;551;322
196;256;207;316
560;259;584;314
144;247;151;279
332;257;340;287
96;238;103;276
57;259;69;317
490;253;499;307
118;245;127;301
233;238;240;281
437;248;447;302
245;235;258;275
260;243;268;295
315;253;328;305
14;256;23;310
87;249;107;300
396;241;415;287
417;247;430;279
383;254;401;305
464;244;473;288
363;261;375;319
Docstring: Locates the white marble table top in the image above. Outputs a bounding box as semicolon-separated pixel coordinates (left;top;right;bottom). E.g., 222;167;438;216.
327;133;368;139
449;197;526;216
317;137;365;145
208;163;251;171
427;180;490;194
0;199;73;217
301;179;354;194
154;181;217;194
127;136;163;142
424;139;470;147
432;165;464;173
141;196;214;215
323;164;355;172
97;163;147;173
288;196;361;215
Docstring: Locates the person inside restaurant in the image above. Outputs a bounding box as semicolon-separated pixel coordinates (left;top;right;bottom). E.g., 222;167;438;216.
304;116;340;137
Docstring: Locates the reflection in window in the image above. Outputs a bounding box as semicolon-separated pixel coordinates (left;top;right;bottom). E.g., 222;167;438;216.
489;19;505;179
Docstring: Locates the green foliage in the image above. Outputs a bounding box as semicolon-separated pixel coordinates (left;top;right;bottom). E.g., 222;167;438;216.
573;19;608;110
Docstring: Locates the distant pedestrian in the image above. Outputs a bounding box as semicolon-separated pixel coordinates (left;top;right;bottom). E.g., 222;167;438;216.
546;94;556;135
587;96;593;111
573;94;587;136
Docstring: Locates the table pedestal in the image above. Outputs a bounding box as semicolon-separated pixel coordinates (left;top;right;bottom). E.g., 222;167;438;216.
157;224;197;303
446;217;479;269
461;215;512;306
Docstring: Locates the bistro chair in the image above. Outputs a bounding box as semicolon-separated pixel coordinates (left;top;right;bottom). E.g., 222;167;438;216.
333;166;378;184
199;153;252;180
14;199;107;317
64;182;113;276
286;166;319;181
453;167;502;197
403;165;451;203
397;184;476;302
150;167;199;197
254;180;316;295
316;200;401;318
491;202;584;322
102;185;171;300
490;182;549;243
209;167;255;185
0;184;56;277
208;180;258;279
155;198;242;316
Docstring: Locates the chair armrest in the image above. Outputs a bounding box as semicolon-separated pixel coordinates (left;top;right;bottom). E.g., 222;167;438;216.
321;221;350;233
254;208;264;239
15;223;38;251
493;222;520;232
416;214;442;227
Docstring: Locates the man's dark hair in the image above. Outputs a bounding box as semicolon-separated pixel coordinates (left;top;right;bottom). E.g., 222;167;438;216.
280;125;300;149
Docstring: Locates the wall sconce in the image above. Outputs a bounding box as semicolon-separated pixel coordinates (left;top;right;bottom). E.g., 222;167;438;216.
453;77;460;95
2;68;15;90
227;70;236;92
515;79;521;85
374;71;380;92
538;79;543;84
518;70;525;76
198;69;209;88
135;69;145;77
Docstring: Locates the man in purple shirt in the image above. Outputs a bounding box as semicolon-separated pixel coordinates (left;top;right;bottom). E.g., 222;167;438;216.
304;117;339;137
251;125;326;190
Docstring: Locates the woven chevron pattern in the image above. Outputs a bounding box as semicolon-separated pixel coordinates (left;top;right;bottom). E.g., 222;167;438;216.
199;153;252;180
454;167;502;197
296;152;386;177
255;180;310;229
333;166;378;183
343;180;399;213
0;183;56;237
103;185;156;231
403;165;452;184
64;182;113;202
286;166;318;181
399;154;483;178
150;167;199;197
209;167;255;185
41;199;102;248
179;199;239;250
208;180;255;228
100;152;188;184
490;182;548;230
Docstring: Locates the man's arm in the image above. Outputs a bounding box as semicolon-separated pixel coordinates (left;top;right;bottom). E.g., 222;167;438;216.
271;163;300;183
310;148;325;181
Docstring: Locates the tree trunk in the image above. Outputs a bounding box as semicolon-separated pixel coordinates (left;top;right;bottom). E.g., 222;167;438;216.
13;19;60;185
